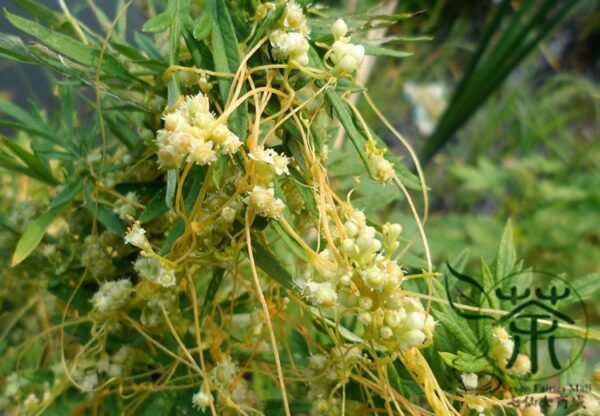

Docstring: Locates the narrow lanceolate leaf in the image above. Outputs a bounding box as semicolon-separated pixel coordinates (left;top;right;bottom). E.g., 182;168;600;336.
249;240;294;289
83;185;125;236
0;34;35;63
139;188;169;224
0;137;58;185
360;43;412;58
496;219;516;281
308;47;372;175
192;13;212;41
11;202;70;266
5;11;134;81
142;11;173;33
165;169;177;209
207;0;247;140
201;267;225;319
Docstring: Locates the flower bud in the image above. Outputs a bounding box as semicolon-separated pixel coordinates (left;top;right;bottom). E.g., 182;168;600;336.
331;19;348;40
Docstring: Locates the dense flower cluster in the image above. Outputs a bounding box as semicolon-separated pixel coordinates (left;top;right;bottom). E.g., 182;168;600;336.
269;1;310;65
296;206;435;352
90;279;132;316
155;93;241;169
329;18;365;75
243;145;290;219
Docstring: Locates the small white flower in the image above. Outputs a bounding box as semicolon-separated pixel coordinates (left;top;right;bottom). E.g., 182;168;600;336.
91;279;132;315
249;145;275;164
220;207;236;223
186;93;211;117
192;386;212;410
79;372;98;392
211;357;237;386
271;153;290;175
244;186;285;218
331;40;365;74
187;140;217;165
220;132;242;154
23;393;40;409
124;221;150;251
369;153;395;183
163;111;187;132
461;372;478;390
157;267;177;288
304;281;338;307
211;124;230;144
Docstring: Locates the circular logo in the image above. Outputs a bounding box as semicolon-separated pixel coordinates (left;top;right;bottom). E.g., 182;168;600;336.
445;266;589;382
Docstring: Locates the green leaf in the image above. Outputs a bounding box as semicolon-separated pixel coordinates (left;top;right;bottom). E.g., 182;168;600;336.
496;219;516;281
11;202;70;266
5;11;134;81
192;13;212;40
0;137;58;185
207;0;247;140
271;222;309;262
201;267;225;319
142;11;173;33
361;43;412;58
50;178;83;209
11;0;63;27
0;98;43;128
323;89;371;174
139;188;169;224
439;351;493;373
165;169;177;209
0;33;35;63
84;185;125;236
249;240;294;289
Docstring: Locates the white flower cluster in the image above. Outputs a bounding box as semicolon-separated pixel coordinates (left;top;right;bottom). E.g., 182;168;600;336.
296;209;434;351
72;369;98;392
249;145;290;176
97;346;129;378
155;93;241;169
329;19;365;75
134;257;177;288
243;145;290;219
491;326;531;374
90;279;132;316
244;186;285;219
269;1;310;66
297;207;434;352
192;361;260;412
306;345;364;415
366;140;395;184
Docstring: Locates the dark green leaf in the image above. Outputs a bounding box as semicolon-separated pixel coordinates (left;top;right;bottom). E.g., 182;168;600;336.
84;185;125;236
139;188;169;224
0;137;58;185
249;240;294;289
11;202;70;266
207;0;247;140
193;13;212;40
142;11;173;33
201;267;225;319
